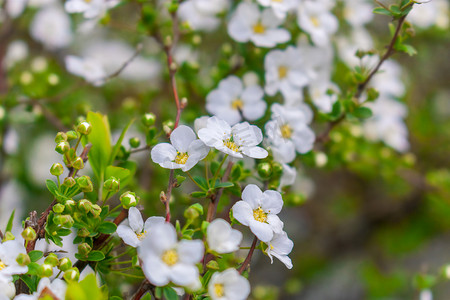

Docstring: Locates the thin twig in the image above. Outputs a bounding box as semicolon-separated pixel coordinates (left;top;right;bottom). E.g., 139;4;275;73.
206;161;234;222
238;236;258;274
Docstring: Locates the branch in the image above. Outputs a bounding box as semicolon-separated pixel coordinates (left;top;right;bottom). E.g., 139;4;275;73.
238;236;258;274
206;161;234;222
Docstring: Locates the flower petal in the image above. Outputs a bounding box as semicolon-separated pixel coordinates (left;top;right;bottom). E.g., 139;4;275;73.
117;225;140;247
231;201;253;226
170;125;197;153
151;143;177;164
128;206;144;233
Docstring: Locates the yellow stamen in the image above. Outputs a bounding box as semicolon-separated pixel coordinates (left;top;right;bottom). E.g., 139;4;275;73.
253;207;268;223
278;66;288;79
84;0;92;2
280;124;293;139
231;99;243;110
272;0;283;2
162;249;178;266
214;283;225;297
310;16;320;27
175;152;189;164
270;244;274;250
223;140;239;152
137;231;146;240
0;260;6;271
253;22;266;34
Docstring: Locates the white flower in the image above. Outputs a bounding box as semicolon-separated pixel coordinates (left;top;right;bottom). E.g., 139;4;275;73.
198;117;268;159
370;60;405;98
138;222;204;288
228;2;290;48
342;0;373;28
194;116;209;133
178;0;230;32
208;269;250;300
278;163;297;191
206;76;267;125
0;280;15;300
265;103;315;163
64;0;119;19
420;289;433;300
30;6;73;50
151;125;209;172
5;0;27;18
3;40;28;70
408;0;449;29
264;46;310;100
117;207;165;248
265;231;294;269
231;184;284;242
207;219;242;254
256;0;299;19
309;81;338;113
65;55;106;86
14;278;67;300
297;0;338;46
0;240;28;283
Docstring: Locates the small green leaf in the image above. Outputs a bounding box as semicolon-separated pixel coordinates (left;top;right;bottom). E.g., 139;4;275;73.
46;180;59;197
28;250;44;262
214;182;234;188
191;191;207;198
163;287;178;300
193;176;208;190
5;209;15;233
353;107;373;119
373;7;392;16
230;164;242;181
97;222;117;235
87;251;105;261
26;262;41;275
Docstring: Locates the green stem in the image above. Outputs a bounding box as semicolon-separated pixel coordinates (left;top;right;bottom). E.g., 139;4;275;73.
205;161;210;188
212;154;228;185
186;172;206;191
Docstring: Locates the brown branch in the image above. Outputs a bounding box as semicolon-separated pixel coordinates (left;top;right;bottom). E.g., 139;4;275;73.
238;236;258;274
132;280;157;300
103;43;143;82
206;161;234;222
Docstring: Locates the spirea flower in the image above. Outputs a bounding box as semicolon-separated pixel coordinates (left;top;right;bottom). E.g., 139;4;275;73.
138;222;204;288
198;116;268;159
264;46;310;100
206;76;267;125
0;240;28;283
178;0;230;32
297;0;338;47
14;278;67;300
256;0;299;20
265;231;294;269
65;0;119;19
65;55;106;86
151;125;209;172
207;218;242;254
228;2;290;48
0;280;15;300
232;184;284;242
208;269;250;300
117;207;165;248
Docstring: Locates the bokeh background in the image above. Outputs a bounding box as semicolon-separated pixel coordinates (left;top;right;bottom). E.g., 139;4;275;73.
0;0;449;299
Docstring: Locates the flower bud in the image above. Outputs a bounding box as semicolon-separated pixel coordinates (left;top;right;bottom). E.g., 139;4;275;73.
90;204;102;217
66;130;78;140
64;199;76;213
141;113;156;126
257;162;272;179
63;177;76;188
50;163;64;176
21;227;36;241
73;212;84;222
77;121;92;135
78;199;92;213
104;177;120;193
77;176;93;192
72;157;84;170
58;257;72;271
184;207;200;220
167;2;178;13
40;264;54;277
64;268;79;282
52;203;65;214
206;260;219;270
53;215;74;228
78;243;92;256
55;141;70;154
129;137;141;148
77;228;90;238
16;253;31;266
120;191;138;209
3;232;15;241
181;97;188;108
44;253;59;267
55;132;67;143
271;162;283;177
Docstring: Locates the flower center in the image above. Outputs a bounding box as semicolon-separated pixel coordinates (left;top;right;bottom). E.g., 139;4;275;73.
278;66;288;79
253;22;266;34
214;283;225;297
162;249;178;266
231;99;243;110
136;231;146;240
0;260;6;271
175;152;189;164
223;140;239;152
310;16;320;27
253;207;268;223
280;124;293;139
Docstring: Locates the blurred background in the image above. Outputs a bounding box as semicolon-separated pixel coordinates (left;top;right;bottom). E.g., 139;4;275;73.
0;0;449;299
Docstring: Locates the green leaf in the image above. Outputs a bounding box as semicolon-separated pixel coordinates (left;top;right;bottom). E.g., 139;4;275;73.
26;262;41;275
87;250;105;261
230;164;242;181
163;287;179;300
109;118;134;165
191;191;207;198
97;222;117;235
20;275;38;292
46;180;59;197
373;7;392;16
413;274;437;290
214;182;234;188
193;176;208;190
141;293;152;300
353;107;373;119
57;228;72;236
28;250;43;262
395;43;417;56
66;273;108;300
5;209;15;233
86;112;112;182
